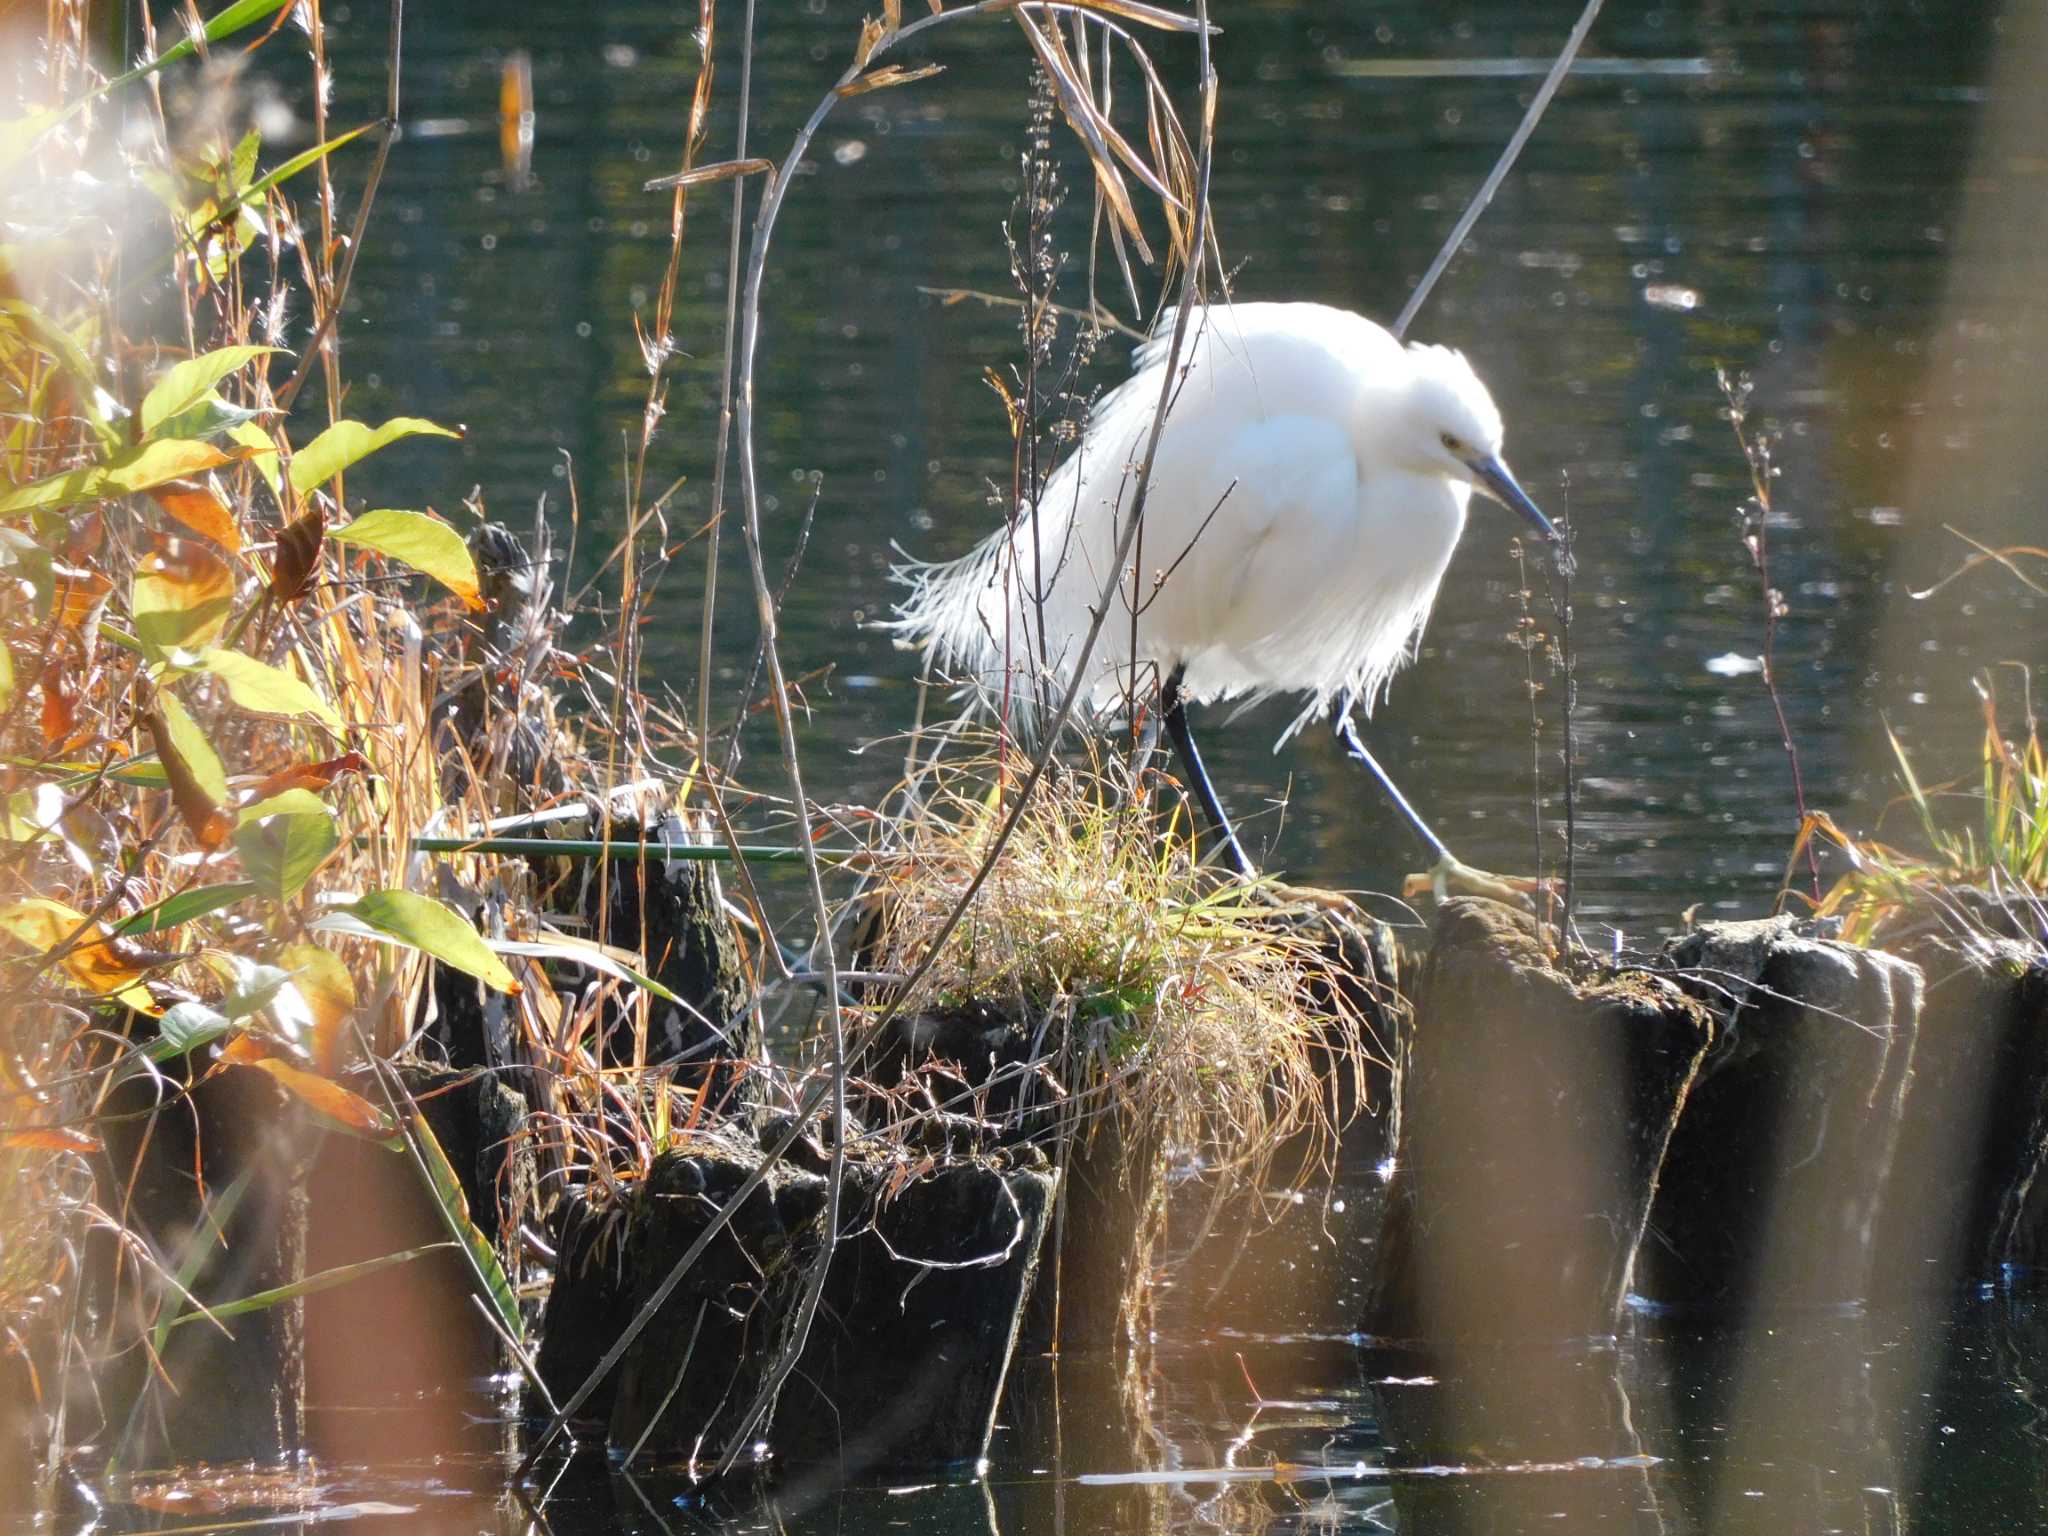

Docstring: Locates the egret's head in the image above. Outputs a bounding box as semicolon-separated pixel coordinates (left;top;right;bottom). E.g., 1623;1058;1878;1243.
1404;343;1556;542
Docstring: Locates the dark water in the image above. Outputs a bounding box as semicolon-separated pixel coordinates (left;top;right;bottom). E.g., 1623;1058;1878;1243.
315;0;2047;939
70;1198;2048;1534
181;2;2048;1531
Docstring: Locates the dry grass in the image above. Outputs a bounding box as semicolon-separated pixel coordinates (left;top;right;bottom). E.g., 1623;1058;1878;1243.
859;743;1369;1185
1793;669;2047;947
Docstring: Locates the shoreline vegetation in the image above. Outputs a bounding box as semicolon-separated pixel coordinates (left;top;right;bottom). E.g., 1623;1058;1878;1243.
3;0;2046;1527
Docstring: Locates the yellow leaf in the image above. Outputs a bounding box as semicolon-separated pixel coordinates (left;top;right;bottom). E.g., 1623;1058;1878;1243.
227;421;281;495
279;941;355;1073
202;648;341;730
329;509;481;609
0;439;245;517
0;897;157;1006
288;417;460;497
139;345;277;438
149;691;232;843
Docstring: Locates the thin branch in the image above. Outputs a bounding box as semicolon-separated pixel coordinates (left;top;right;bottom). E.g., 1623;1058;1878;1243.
1392;0;1603;339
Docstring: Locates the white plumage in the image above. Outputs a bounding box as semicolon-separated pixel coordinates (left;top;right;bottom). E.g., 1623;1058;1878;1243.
890;302;1551;745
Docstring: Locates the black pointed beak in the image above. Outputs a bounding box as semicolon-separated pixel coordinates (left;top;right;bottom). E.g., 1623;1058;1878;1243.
1469;453;1557;542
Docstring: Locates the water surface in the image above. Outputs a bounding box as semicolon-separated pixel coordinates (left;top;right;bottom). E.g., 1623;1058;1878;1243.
234;4;2048;1532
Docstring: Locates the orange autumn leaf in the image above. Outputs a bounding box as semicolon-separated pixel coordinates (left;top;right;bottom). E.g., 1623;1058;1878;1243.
0;897;157;1007
150;479;244;555
133;537;237;656
222;1036;393;1135
40;671;77;750
48;564;113;628
241;751;370;803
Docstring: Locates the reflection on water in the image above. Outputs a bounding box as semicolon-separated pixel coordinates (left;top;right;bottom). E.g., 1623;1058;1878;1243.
61;1230;2048;1534
153;3;2048;1533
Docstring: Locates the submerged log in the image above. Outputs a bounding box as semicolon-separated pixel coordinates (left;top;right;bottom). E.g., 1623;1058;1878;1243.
1366;898;1715;1342
536;1129;1056;1472
1645;916;1920;1312
1877;936;2048;1292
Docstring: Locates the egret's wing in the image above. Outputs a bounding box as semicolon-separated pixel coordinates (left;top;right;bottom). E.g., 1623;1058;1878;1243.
1153;412;1359;704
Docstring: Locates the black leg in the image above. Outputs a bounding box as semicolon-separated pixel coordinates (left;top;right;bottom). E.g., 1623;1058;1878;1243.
1161;665;1255;878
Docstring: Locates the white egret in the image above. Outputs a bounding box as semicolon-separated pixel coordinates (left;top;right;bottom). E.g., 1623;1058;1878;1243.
891;300;1560;896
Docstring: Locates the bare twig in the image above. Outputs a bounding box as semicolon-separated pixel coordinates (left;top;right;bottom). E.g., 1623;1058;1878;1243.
1719;368;1819;901
1392;0;1605;340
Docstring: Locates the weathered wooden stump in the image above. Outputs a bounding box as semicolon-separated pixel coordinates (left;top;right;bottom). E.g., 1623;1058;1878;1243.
404;1065;532;1246
1366;899;1715;1341
573;818;755;1092
1876;936;2048;1292
858;1005;1167;1357
602;1137;829;1463
775;1157;1057;1470
536;1128;1055;1472
1645;916;1920;1312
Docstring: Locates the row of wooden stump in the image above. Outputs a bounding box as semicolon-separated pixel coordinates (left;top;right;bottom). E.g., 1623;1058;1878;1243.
481;881;2048;1476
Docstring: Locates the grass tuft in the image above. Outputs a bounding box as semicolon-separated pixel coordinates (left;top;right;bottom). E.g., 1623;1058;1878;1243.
859;742;1372;1187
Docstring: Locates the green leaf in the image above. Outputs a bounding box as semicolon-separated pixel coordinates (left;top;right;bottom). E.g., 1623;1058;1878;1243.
289;418;460;497
140;346;276;438
150;392;260;445
235;788;328;825
162;1243;456;1331
202;648;341;730
343;891;519;992
213;956;296;1022
114;881;257;936
236;812;337;902
155;690;227;805
330;509;482;608
491;936;682;1004
0;439;241;517
0;783;62;844
410;1110;524;1343
0;642;11;712
148;999;231;1062
228;124;376;217
227;421;281;495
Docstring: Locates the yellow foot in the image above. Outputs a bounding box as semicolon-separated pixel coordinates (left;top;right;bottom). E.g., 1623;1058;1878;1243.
1400;853;1550;911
